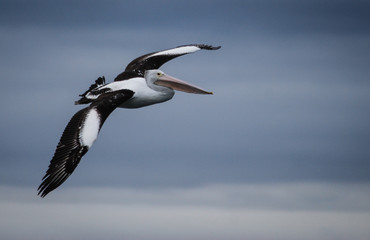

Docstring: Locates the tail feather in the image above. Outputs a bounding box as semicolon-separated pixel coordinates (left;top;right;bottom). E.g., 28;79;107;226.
75;76;106;105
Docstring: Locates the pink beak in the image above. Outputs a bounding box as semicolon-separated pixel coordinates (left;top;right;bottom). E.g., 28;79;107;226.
155;73;213;95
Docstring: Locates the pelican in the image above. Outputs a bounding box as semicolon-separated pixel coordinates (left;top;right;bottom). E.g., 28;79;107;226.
38;44;220;197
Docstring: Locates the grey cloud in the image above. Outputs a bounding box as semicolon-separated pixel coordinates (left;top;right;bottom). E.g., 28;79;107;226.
1;0;369;35
1;183;370;240
0;1;369;190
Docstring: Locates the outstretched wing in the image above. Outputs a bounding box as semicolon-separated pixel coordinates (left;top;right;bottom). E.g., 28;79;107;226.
114;44;221;81
38;90;134;197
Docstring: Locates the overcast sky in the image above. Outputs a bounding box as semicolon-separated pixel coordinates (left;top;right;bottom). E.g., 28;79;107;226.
0;0;369;239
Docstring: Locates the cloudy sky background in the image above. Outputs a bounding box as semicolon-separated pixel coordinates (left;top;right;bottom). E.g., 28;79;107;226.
0;0;369;239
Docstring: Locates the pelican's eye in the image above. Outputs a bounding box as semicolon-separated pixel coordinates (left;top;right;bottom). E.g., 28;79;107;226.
156;72;162;76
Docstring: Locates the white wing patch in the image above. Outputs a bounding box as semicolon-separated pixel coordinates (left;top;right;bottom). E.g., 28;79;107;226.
80;108;100;148
151;46;200;57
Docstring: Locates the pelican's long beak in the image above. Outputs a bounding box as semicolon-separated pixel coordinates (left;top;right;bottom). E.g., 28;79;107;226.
155;74;213;95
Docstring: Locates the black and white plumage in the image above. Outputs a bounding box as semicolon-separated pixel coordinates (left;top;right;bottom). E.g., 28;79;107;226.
76;44;220;105
38;44;220;197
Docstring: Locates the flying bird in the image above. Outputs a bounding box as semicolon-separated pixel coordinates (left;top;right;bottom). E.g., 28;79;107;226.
38;44;220;197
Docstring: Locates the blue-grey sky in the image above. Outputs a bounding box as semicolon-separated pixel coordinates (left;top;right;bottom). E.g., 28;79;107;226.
0;0;369;239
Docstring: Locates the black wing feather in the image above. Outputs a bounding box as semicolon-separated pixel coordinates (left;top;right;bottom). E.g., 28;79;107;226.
114;44;221;81
38;90;134;197
38;107;89;197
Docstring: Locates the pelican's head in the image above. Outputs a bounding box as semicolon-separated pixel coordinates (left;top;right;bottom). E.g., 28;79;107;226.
145;70;213;95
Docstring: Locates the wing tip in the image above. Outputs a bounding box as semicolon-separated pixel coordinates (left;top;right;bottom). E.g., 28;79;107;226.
37;183;49;198
38;191;47;198
177;44;221;50
37;174;56;198
37;172;70;198
198;44;221;50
